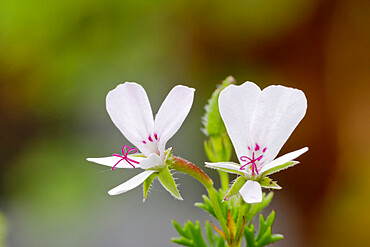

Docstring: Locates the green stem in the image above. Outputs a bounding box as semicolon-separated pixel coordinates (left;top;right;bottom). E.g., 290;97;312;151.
235;198;247;239
206;186;230;240
218;170;229;191
170;156;229;240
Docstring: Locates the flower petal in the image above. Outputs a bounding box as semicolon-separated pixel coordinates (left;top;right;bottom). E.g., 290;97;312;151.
139;153;164;170
154;85;195;157
219;82;261;163
106;82;155;156
259;147;308;175
250;85;307;163
108;170;156;196
86;156;144;169
239;180;262;203
205;162;246;175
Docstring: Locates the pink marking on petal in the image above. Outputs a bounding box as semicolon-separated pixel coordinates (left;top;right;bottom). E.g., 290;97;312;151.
154;133;158;140
257;155;263;161
263;147;267;153
142;141;146;144
148;135;153;142
248;146;251;150
255;143;260;151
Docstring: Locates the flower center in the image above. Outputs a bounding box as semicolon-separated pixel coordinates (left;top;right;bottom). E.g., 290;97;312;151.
240;143;267;175
141;133;160;154
112;145;140;170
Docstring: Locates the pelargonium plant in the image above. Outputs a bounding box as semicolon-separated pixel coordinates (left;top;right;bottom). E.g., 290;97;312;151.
87;76;308;247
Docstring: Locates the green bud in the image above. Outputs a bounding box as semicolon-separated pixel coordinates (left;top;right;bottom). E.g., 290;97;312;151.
202;76;235;137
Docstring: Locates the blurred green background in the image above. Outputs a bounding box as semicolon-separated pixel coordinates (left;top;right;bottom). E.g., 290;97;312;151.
0;0;369;246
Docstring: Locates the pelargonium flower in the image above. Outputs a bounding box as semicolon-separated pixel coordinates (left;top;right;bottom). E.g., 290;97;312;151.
87;82;194;200
205;81;308;203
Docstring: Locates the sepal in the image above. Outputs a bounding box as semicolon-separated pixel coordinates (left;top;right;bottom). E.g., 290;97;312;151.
223;176;246;201
261;161;300;176
142;172;158;202
258;177;282;190
157;166;182;200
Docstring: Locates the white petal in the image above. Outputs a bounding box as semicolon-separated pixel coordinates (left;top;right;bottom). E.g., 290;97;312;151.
239;180;262;203
205;162;246;175
219;82;261;163
250;85;307;163
139;153;164;169
259;147;308;174
86;156;144;169
106;82;155;156
108;170;156;196
154;85;195;156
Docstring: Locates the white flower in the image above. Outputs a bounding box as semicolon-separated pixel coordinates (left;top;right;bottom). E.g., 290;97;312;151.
87;82;195;197
205;81;308;203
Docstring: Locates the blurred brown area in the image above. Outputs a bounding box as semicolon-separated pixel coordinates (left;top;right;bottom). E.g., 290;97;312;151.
0;0;369;246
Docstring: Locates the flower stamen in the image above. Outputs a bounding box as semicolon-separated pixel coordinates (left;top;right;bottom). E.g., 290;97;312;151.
112;145;140;170
240;144;265;175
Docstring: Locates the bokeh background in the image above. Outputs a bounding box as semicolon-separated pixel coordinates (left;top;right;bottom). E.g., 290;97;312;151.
1;0;369;246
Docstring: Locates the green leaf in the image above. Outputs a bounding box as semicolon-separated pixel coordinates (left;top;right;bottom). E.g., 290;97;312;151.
195;194;216;218
205;221;215;245
258;177;282;190
157;166;182;200
171;220;208;247
244;224;256;247
255;212;284;246
261;161;300;176
242;210;283;247
202;76;235;137
142;172;158;202
224;176;246;201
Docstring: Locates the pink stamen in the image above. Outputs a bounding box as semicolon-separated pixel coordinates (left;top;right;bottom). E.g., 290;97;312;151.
239;152;262;175
112;145;140;170
154;133;158;140
255;143;260;151
263;147;267;153
148;135;153;142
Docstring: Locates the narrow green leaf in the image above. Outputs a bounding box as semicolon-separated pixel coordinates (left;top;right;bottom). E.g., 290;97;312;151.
217;237;226;247
171;238;193;246
173;220;188;237
205;221;215;246
189;221;208;247
266;210;276;226
157;166;182;200
244;224;256;247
